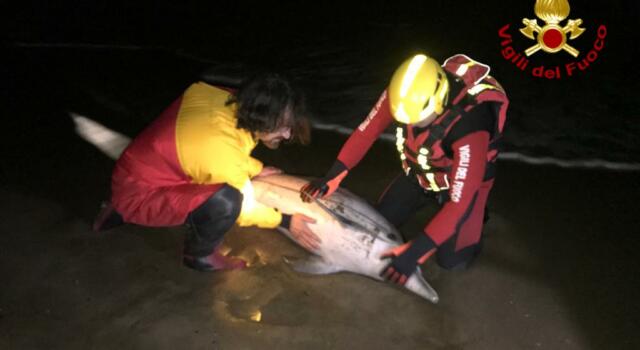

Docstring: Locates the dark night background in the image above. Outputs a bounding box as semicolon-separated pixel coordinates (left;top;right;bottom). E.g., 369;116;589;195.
3;1;640;349
5;1;640;163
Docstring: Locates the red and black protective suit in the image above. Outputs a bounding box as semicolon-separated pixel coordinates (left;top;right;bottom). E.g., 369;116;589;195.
337;54;508;268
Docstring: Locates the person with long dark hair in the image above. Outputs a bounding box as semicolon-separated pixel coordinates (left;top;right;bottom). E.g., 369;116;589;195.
93;73;319;272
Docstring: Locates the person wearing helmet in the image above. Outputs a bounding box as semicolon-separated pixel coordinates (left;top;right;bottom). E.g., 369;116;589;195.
301;54;509;285
93;73;321;272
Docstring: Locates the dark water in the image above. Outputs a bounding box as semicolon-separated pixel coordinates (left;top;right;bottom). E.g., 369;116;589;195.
6;1;640;164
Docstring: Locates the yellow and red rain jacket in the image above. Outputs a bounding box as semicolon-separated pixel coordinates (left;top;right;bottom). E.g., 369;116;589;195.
111;82;282;228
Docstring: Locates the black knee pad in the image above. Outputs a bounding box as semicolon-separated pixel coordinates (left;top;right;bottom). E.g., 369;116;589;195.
191;185;243;227
436;241;481;270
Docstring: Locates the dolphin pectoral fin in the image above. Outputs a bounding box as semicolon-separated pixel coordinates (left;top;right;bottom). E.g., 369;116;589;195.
283;256;343;275
404;268;439;304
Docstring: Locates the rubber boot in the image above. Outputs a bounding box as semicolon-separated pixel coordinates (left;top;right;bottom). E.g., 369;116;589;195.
183;246;247;272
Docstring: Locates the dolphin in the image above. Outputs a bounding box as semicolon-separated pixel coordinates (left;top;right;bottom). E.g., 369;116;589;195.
72;113;439;303
253;174;439;302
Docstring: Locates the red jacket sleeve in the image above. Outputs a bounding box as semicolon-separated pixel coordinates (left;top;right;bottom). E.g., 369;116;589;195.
424;130;490;245
337;90;394;169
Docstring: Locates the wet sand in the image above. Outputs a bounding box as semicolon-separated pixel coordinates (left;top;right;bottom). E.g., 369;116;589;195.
3;40;639;348
1;125;638;349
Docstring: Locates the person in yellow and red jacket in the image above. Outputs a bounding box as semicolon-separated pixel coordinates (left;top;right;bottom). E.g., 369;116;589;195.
94;73;319;272
301;54;509;285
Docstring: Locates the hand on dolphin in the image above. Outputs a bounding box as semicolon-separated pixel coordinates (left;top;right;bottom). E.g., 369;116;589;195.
300;160;349;202
289;214;321;251
380;234;437;286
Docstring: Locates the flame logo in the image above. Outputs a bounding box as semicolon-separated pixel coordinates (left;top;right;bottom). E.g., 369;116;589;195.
534;0;570;24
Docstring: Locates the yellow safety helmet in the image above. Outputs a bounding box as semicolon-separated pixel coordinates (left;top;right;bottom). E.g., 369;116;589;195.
388;54;450;124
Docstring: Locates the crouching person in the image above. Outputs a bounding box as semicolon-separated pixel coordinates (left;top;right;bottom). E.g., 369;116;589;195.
94;73;319;271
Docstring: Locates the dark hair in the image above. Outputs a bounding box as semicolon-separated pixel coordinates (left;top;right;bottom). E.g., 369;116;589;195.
226;73;310;145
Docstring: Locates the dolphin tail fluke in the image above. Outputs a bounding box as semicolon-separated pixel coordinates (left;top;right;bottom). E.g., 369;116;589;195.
70;113;131;160
405;268;439;304
283;256;343;275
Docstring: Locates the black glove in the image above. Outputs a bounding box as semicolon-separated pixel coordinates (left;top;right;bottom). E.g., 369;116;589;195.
380;234;436;285
300;160;349;202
